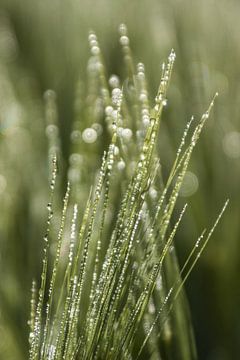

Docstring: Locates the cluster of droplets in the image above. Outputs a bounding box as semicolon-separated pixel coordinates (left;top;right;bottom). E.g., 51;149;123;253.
176;116;194;157
72;150;114;340
69;204;78;265
29;154;59;358
28;280;37;344
71;123;100;148
88;31;100;57
111;87;122;108
44;90;61;160
88;31;109;104
107;144;115;171
137;63;150;128
120;127;133;142
154;49;176;113
118;23;135;79
70;81;83;147
68;153;82;184
112;203;143;310
119;23;130;49
47;345;56;360
43;156;57;250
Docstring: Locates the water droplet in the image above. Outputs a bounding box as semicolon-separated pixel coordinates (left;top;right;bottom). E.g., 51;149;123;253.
112;88;121;97
168;50;176;63
88;32;97;42
142;115;150;127
139;93;147;102
118;24;127;35
91;46;100;56
120;35;129;46
109;75;120;88
113;145;119;156
119;23;127;35
117;160;125;170
82;128;98;143
122;128;133;141
105;106;113;116
137;72;145;81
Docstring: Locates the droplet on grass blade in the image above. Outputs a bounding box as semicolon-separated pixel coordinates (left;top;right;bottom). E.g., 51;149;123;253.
120;35;129;46
82;128;97;143
105;105;113;116
117;159;125;170
122;128;133;141
109;75;120;88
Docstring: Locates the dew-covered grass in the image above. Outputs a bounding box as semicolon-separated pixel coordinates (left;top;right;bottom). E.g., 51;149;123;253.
25;26;228;360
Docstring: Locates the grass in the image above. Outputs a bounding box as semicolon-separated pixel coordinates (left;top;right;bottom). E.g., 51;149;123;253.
26;26;228;360
3;0;240;357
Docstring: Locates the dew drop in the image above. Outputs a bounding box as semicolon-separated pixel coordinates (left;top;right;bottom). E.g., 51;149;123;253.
109;75;120;88
117;160;125;170
105;105;113;116
82;128;97;143
120;35;129;46
91;46;100;56
119;23;127;35
122;128;133;141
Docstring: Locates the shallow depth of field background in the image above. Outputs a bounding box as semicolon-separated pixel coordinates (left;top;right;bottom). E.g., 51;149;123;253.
0;0;239;359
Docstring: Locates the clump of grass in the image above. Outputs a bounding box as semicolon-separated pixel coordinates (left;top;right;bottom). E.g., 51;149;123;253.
29;25;228;360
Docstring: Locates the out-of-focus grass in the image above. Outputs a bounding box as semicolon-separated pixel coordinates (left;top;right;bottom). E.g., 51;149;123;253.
0;0;239;359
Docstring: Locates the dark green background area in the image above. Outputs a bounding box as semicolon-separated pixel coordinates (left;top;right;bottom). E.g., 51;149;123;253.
0;0;239;359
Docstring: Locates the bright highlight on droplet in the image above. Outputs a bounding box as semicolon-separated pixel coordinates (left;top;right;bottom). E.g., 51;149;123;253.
179;171;199;197
222;131;240;159
82;128;97;144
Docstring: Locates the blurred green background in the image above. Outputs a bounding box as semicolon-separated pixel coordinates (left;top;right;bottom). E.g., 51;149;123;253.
0;0;239;359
